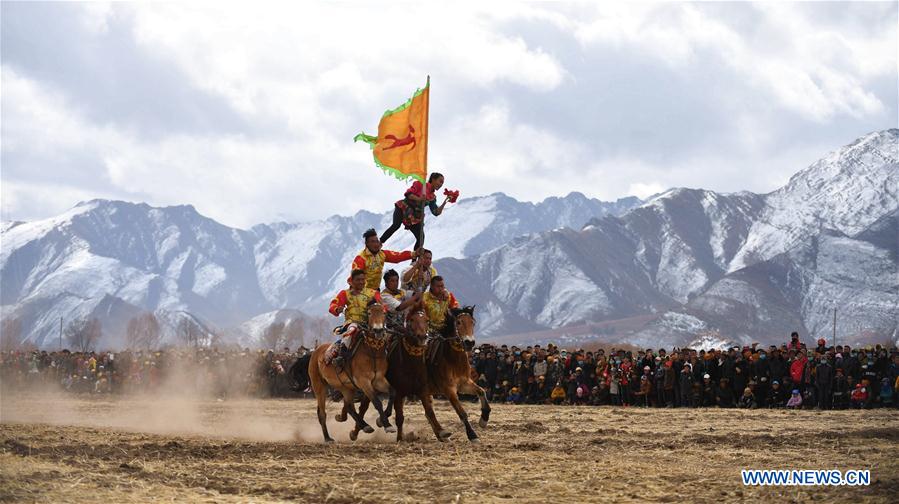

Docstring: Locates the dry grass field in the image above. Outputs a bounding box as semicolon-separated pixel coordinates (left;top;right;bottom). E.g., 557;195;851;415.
1;394;897;503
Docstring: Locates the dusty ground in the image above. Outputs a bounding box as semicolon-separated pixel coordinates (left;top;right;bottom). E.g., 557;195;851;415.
1;394;897;503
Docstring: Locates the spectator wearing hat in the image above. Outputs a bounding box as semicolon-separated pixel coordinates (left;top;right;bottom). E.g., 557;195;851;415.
634;374;652;407
702;374;716;407
786;389;802;409
507;386;523;404
767;380;785;408
850;383;868;409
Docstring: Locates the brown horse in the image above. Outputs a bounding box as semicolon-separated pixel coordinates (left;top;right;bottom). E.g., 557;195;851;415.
426;306;491;442
352;309;451;442
293;303;393;442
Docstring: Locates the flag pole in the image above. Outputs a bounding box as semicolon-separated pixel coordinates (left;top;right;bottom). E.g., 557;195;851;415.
417;75;430;251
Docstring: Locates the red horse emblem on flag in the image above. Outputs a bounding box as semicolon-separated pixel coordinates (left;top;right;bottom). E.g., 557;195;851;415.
383;125;416;150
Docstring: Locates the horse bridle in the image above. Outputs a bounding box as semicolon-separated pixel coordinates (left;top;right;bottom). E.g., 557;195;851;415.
402;310;428;356
426;311;474;353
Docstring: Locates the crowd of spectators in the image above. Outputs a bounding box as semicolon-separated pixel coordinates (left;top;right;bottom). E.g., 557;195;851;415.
0;347;304;398
469;333;899;409
4;332;897;410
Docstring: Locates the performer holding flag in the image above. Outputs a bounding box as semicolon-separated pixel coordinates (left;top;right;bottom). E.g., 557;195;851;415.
381;172;447;249
354;77;458;250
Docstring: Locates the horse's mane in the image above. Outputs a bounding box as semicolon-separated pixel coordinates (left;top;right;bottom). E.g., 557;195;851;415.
450;305;476;318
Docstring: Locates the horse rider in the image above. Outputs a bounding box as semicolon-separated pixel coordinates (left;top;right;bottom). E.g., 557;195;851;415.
351;228;419;291
327;269;385;367
401;248;438;294
420;275;460;335
381;269;422;333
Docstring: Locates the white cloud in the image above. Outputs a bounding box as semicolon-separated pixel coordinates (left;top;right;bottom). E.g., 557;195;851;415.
435;102;589;201
1;2;895;227
571;2;892;122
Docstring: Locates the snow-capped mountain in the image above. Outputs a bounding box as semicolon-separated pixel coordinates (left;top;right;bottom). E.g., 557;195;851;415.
436;129;898;347
0;191;638;348
2;129;895;349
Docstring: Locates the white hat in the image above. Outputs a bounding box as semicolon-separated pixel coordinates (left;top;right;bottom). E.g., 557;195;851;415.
703;374;710;379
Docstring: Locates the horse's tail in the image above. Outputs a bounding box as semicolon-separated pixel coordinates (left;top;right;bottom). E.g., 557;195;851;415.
289;353;312;391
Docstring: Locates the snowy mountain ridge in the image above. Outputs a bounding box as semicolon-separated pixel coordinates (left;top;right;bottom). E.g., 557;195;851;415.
2;129;896;349
1;190;639;348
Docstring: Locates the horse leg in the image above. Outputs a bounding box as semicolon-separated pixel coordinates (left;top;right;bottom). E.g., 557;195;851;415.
335;401;348;423
394;392;405;442
446;387;478;442
460;379;491;428
420;393;451;441
309;365;333;443
360;382;396;434
342;390;373;440
349;396;371;441
377;388;395;428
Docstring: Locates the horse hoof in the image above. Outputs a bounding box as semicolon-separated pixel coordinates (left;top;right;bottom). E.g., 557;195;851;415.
335;413;347;423
376;417;383;427
478;418;488;428
362;425;375;434
324;438;335;444
437;430;452;441
468;437;480;443
385;425;397;434
349;430;358;441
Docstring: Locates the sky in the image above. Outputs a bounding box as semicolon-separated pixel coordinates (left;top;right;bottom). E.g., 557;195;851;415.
1;2;896;228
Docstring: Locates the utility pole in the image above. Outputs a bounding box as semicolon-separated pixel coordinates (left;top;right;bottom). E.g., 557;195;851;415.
832;308;837;347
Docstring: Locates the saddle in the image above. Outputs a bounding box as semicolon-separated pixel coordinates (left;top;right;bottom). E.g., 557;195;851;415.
323;327;364;367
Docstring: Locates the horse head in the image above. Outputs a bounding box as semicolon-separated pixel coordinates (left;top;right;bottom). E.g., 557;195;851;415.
407;309;429;346
450;305;476;350
367;300;387;334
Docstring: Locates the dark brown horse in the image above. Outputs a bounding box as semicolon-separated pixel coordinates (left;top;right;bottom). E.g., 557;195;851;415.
292;303;393;442
426;306;490;442
352;309;450;442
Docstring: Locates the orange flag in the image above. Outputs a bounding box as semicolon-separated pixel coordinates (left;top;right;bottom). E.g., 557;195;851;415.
354;77;429;183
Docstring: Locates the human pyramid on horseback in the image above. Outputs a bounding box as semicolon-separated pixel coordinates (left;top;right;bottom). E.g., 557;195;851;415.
290;78;490;443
